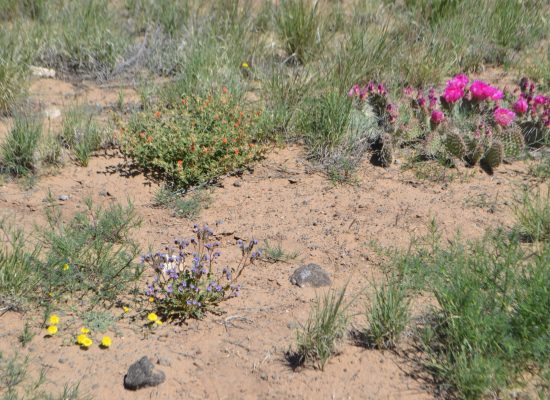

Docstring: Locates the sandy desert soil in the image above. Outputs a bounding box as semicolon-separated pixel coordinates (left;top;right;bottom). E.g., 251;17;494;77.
0;77;541;400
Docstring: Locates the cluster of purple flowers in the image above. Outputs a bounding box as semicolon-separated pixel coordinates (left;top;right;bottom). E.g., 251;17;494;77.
142;224;259;321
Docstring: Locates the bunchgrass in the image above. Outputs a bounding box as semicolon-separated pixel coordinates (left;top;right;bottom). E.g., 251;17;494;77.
152;187;210;219
0;352;87;400
364;277;409;350
388;200;550;397
260;240;298;263
513;184;550;243
274;0;323;64
293;286;350;370
60;106;105;167
17;323;34;348
0;114;42;177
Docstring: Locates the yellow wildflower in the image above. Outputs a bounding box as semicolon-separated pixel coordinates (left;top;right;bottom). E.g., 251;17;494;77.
63;263;69;271
80;327;90;334
46;325;58;335
241;62;249;69
81;337;93;348
100;336;112;348
122;306;130;313
147;312;158;322
148;297;155;303
155;320;163;326
48;314;60;325
76;334;88;345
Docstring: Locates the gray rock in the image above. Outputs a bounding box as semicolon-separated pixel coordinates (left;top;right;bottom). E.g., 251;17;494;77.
290;264;331;288
58;195;70;201
124;356;165;390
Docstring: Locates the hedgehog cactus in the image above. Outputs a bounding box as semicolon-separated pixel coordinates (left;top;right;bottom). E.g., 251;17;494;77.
465;137;484;166
444;129;467;158
482;140;504;169
494;124;525;158
378;134;394;167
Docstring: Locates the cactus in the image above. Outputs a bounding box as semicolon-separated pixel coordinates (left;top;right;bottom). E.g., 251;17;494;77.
482;140;504;169
378;134;394;167
444;129;467;158
465;137;484;166
494;125;525;158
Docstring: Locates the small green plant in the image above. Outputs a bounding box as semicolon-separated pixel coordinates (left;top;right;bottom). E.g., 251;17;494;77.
292;286;350;370
275;0;323;64
260;240;298;263
17;324;35;348
513;184;550;243
0;115;42;176
59;106;104;167
0;352;87;400
81;311;117;333
143;224;261;321
364;278;409;350
0;219;41;309
39;133;64;169
152;188;210;219
41;197;143;303
123;89;264;188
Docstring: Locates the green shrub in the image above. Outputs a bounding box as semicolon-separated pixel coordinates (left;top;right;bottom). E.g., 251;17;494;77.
293;286;350;370
41;197;143;303
0;115;42;176
152;187;210;219
123;90;264;188
364;278;409;350
275;0;323;64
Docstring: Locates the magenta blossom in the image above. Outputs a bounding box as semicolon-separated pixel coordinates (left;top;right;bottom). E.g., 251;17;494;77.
453;73;469;88
469;80;488;99
534;95;547;105
514;97;528;114
431;110;445;124
487;88;504;101
443;83;464;103
493;107;516;127
347;84;360;97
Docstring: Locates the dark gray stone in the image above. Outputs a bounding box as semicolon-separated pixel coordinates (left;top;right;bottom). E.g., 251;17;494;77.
290;264;331;288
124;356;165;390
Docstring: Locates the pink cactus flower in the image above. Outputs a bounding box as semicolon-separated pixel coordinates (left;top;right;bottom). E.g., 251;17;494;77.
469;80;489;99
347;84;360;97
493;107;516;127
444;86;463;103
487;88;504;101
403;86;414;97
534;95;547;105
514;97;528;114
431;110;445;124
453;74;469;88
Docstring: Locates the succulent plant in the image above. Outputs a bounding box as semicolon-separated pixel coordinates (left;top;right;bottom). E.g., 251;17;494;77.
464;137;484;166
494;124;525;158
482;140;504;169
378;134;394;167
444;129;467;158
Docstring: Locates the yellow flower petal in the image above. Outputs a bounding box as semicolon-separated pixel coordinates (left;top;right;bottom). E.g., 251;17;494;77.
147;312;158;322
81;337;93;348
241;62;249;68
63;263;69;271
48;314;60;325
148;297;155;303
122;306;130;313
47;325;58;335
101;336;112;348
80;327;90;334
76;334;88;345
155;320;163;326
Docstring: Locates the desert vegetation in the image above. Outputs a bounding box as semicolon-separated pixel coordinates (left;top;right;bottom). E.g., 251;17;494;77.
0;1;549;399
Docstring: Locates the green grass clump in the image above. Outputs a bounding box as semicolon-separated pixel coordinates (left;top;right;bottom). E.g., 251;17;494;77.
259;240;298;263
275;0;323;64
0;352;87;400
60;106;105;167
293;286;350;370
391;214;550;398
364;278;409;350
0;115;42;176
513;184;550;243
152;187;210;219
123;90;264;189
